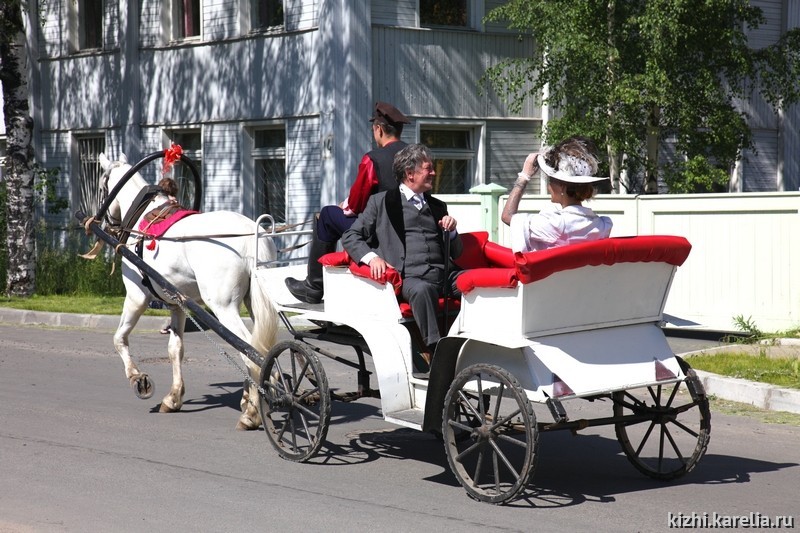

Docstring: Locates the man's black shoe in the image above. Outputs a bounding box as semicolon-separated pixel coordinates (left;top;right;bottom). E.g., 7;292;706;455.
411;349;432;380
285;277;323;304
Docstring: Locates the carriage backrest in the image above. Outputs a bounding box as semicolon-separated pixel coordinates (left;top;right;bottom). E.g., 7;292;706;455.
454;235;691;339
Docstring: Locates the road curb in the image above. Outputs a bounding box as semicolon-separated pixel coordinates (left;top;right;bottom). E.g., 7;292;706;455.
694;369;800;415
0;308;151;331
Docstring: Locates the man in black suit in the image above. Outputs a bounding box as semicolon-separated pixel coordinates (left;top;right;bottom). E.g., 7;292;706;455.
342;144;463;360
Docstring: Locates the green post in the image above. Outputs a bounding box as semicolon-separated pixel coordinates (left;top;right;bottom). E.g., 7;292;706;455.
468;182;508;242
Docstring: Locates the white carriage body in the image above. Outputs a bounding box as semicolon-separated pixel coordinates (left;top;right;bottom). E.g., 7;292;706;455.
258;232;692;431
452;260;682;402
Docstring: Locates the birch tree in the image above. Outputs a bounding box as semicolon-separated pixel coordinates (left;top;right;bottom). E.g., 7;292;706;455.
0;0;35;296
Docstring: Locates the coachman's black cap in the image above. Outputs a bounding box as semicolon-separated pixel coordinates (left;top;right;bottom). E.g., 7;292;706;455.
369;101;410;127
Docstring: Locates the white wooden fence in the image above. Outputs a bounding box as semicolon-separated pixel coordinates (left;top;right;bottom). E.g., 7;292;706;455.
442;191;800;333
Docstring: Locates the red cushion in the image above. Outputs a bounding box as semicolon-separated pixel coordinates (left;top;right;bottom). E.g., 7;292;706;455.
399;297;461;318
348;262;403;294
484;241;515;268
454;231;490;269
456;268;518;294
319;251;403;294
515;235;692;285
319;251;350;266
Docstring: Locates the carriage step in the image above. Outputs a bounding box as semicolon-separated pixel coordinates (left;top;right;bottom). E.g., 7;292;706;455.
384;408;424;430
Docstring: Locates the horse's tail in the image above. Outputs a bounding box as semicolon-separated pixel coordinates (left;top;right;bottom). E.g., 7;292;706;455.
248;238;279;359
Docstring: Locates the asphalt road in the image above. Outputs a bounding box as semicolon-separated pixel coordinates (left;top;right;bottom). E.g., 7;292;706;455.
1;323;798;532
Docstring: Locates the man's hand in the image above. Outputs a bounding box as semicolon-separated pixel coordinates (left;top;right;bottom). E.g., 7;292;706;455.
368;257;393;279
439;215;457;232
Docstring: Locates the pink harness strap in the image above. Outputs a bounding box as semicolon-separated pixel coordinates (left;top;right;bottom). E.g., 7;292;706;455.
138;209;199;238
138;209;199;250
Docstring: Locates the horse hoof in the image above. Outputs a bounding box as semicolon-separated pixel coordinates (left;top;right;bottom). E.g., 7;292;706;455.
235;418;261;431
130;375;154;400
159;402;178;413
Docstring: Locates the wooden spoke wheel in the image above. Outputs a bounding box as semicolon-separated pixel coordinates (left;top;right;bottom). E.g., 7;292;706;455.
613;357;711;480
259;340;331;462
442;364;538;504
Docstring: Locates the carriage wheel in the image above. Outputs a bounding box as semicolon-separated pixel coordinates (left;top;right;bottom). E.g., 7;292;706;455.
613;357;711;480
258;340;331;462
442;364;538;504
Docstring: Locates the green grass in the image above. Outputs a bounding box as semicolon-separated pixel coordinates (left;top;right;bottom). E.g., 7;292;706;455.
687;351;800;390
0;295;168;316
0;294;252;317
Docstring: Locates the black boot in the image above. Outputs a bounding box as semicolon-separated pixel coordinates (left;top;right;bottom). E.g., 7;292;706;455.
286;220;336;304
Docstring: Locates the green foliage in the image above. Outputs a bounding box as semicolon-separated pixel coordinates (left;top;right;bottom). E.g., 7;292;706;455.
688;351;800;390
35;245;125;296
32;165;68;214
483;0;800;193
733;314;764;337
663;155;730;193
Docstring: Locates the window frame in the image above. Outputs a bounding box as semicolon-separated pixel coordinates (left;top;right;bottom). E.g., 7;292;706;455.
68;0;105;52
418;0;485;31
241;0;285;34
248;124;287;223
170;0;203;42
416;121;486;194
163;128;203;209
73;133;107;218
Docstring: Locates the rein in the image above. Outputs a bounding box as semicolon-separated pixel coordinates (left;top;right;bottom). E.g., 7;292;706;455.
125;218;313;243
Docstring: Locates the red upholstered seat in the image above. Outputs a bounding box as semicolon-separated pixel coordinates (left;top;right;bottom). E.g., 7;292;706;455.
318;231;512;317
513;235;691;285
455;235;692;294
319;235;692;314
398;298;461;318
319;250;403;294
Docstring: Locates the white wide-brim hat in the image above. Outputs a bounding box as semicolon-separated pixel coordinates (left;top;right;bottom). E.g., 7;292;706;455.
537;153;609;184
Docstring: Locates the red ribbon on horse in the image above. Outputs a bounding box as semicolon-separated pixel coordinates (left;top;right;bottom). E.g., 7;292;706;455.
162;143;183;175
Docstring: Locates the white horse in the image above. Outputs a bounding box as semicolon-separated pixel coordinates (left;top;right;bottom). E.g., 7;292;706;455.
96;153;278;430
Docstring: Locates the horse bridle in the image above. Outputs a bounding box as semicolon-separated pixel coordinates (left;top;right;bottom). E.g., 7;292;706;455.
99;162;123;228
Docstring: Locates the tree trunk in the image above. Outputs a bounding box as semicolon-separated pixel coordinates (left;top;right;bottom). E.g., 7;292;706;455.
608;146;621;193
1;3;36;296
605;0;621;192
644;105;660;194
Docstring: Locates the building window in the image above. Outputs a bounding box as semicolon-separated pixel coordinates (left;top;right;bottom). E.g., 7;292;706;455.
252;128;286;223
251;0;284;31
81;0;103;49
165;129;201;209
174;0;201;39
68;0;104;51
76;135;106;217
420;127;476;194
420;0;469;28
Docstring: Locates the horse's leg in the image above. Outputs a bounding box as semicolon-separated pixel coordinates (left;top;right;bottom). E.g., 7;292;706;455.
114;285;154;399
159;307;187;412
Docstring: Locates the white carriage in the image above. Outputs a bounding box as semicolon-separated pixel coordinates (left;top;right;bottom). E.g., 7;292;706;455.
79;150;709;504
256;229;711;504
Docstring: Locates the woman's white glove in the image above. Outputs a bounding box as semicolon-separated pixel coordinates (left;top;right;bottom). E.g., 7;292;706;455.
514;152;540;187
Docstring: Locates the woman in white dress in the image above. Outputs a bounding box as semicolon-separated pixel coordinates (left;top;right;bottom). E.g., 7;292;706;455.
501;136;613;253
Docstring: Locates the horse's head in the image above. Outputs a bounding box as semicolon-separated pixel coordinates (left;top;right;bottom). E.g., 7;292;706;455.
98;152;151;226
